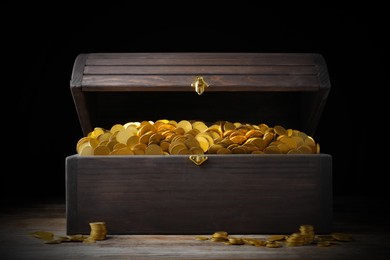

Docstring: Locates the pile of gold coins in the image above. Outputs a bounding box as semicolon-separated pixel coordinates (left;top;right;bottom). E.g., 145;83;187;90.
30;221;107;244
195;225;353;248
88;222;107;241
76;119;320;156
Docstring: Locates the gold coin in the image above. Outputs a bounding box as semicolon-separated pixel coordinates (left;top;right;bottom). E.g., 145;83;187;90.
227;237;245;245
90;127;105;139
116;128;134;144
113;143;127;151
232;146;248;154
148;133;163;145
94;145;110;155
317;241;332;247
216;147;232;154
184;136;200;149
127;135;140;148
298;131;308;140
189;147;204;154
159;140;171;152
247;137;267;150
178;148;192;155
115;147;134;155
230;135;247;144
264;146;281;154
277;143;291;154
227;143;240;150
287;148;302;154
305;136;316;148
98;132;112;143
110;123;125;134
222;121;236;132
133;143;147;151
139;132;154;144
124;124;139;134
297;145;313;154
263;132;275;145
245;129;263;139
106;140;119;151
123;121;140;128
132;148;145;155
291;136;304;147
218;138;234;147
145;144;164;155
206;126;222;138
208;144;224;154
186;129;200;137
195;135;210;152
266;241;282;248
211;237;228;242
76;136;90;153
212;231;228;238
242;143;260;153
170;143;187;155
79;145;93;156
195;236;209;241
177;120;192;133
138;124;157;136
157;123;176;132
30;231;54;241
331;233;353;242
266;235;286;242
279;136;297;149
274;125;287;136
197;132;214;146
168;120;178;126
192;121;208;132
77;138;91;152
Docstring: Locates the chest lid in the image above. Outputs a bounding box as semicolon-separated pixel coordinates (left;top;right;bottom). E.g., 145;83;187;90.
70;53;330;137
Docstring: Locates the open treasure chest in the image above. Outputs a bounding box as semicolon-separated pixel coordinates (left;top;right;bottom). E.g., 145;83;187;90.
66;52;332;235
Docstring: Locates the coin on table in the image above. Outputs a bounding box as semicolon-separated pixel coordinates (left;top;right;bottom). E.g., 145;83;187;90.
331;233;353;242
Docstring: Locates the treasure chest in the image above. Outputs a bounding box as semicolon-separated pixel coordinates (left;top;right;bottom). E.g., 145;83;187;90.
66;53;332;235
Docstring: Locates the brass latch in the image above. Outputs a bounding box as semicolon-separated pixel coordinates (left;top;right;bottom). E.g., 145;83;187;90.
191;76;209;95
189;155;208;166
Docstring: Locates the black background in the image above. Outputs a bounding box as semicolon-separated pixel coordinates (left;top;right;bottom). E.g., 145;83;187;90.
1;2;387;206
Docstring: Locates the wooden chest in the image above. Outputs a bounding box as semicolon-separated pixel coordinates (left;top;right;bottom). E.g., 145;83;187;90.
66;53;332;235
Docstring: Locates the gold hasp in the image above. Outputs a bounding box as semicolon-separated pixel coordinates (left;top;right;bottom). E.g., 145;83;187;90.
189;154;208;166
191;76;209;95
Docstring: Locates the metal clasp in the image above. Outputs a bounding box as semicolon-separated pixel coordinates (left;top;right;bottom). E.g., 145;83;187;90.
189;155;208;166
191;76;209;95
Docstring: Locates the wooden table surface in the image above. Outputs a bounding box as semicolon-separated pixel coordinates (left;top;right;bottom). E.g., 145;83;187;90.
0;196;389;260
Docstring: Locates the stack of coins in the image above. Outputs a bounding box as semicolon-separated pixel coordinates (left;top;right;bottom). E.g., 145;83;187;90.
89;222;107;241
76;119;320;156
285;233;306;247
210;231;229;242
299;224;315;244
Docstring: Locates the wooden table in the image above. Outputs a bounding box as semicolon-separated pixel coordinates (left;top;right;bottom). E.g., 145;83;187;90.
0;196;389;260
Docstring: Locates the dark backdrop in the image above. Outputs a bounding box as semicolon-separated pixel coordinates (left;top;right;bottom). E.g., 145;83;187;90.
2;2;387;206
